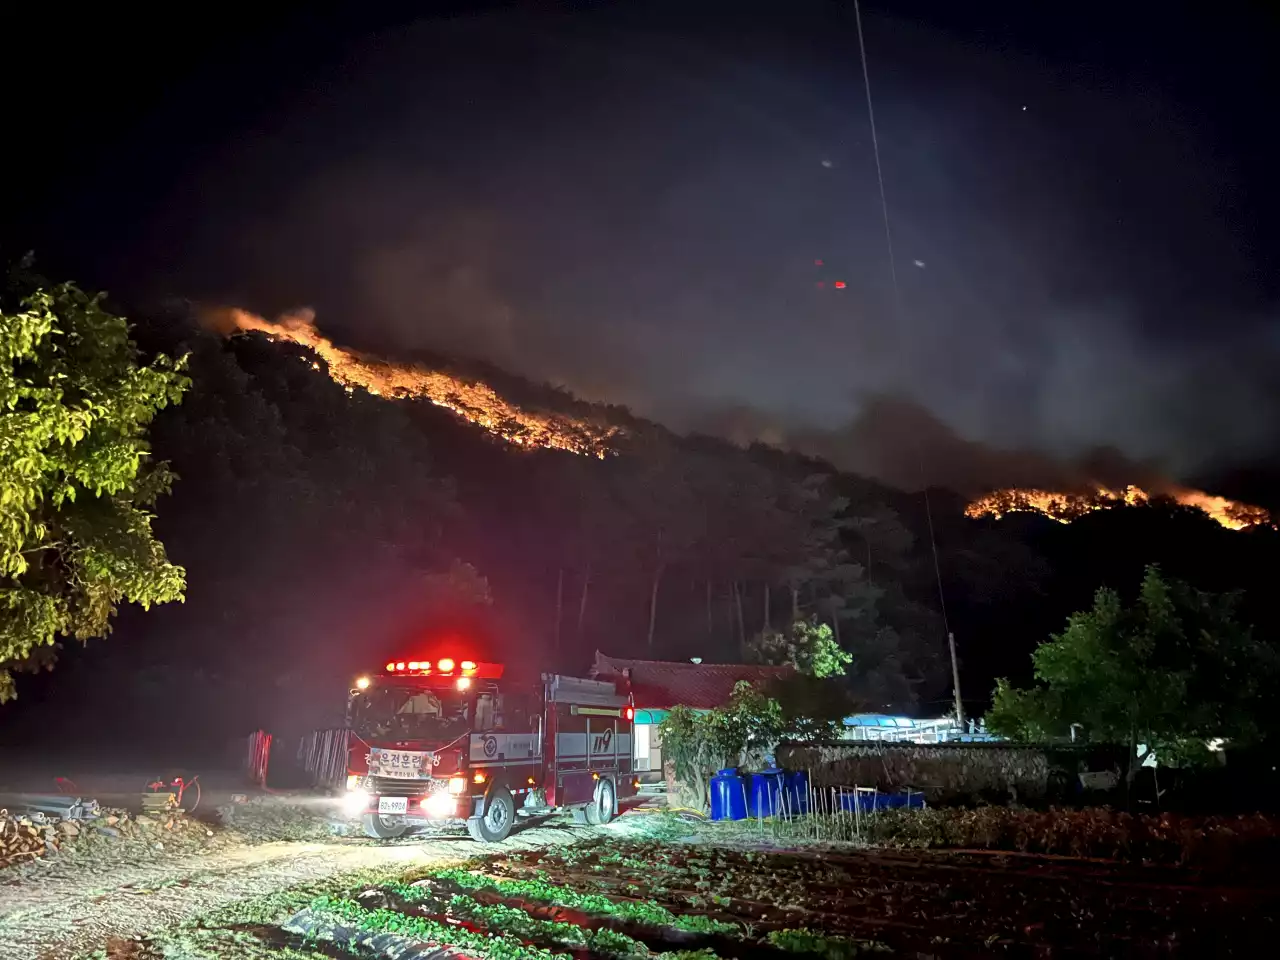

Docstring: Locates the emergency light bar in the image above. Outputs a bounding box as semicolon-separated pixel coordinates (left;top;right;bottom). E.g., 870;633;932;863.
381;659;503;679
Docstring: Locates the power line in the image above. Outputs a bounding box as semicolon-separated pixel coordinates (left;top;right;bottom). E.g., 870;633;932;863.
851;0;957;716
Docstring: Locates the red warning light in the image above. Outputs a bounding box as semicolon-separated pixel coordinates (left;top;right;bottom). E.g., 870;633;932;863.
814;259;824;266
833;281;847;289
816;281;825;288
624;706;635;721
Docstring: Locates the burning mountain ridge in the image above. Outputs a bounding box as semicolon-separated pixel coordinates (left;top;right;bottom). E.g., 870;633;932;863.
202;308;1269;533
203;308;622;457
965;485;1272;531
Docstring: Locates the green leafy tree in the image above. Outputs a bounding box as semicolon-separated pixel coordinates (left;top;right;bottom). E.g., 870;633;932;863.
1;268;188;701
749;617;861;740
658;681;784;810
748;616;852;677
655;677;852;810
767;671;859;741
987;564;1276;776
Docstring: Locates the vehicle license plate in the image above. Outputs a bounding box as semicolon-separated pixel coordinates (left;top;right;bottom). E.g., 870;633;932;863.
378;796;408;814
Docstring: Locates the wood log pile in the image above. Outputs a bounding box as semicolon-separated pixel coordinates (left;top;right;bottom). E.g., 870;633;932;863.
0;808;78;866
0;805;200;869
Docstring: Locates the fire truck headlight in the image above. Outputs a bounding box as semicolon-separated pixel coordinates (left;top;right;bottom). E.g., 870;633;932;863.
423;793;456;818
342;789;371;816
447;776;467;795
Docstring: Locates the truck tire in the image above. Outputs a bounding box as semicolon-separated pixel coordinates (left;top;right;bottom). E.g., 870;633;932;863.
467;786;514;843
362;814;408;839
585;778;615;825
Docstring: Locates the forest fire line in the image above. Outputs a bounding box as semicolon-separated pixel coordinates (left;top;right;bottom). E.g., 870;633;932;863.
204;308;621;458
202;309;1271;533
965;485;1272;531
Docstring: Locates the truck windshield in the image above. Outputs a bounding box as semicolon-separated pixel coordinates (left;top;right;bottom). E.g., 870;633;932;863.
351;683;472;741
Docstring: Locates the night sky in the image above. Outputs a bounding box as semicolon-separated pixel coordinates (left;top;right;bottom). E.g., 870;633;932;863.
6;1;1278;497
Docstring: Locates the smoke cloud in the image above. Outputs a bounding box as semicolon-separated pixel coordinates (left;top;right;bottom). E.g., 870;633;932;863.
140;6;1278;497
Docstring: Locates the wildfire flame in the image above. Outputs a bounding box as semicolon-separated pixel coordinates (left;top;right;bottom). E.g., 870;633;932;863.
205;308;621;458
965;484;1271;531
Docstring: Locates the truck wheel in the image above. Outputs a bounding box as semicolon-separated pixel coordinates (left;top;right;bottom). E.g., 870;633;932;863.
467;786;514;843
585;778;615;825
362;814;407;839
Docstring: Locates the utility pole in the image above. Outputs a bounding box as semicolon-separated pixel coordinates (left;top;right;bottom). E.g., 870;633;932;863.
948;631;964;729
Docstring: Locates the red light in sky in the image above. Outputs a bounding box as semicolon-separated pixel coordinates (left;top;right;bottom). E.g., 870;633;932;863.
816;281;825;288
833;281;847;289
814;259;824;266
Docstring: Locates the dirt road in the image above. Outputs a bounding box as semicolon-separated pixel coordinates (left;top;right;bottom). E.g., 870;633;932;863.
0;822;595;960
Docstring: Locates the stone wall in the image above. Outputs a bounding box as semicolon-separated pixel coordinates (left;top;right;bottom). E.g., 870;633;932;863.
775;741;1053;804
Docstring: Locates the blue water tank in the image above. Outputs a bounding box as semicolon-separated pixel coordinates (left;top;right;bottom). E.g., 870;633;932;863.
835;789;926;812
709;768;748;821
885;793;926;808
783;769;810;814
746;769;783;817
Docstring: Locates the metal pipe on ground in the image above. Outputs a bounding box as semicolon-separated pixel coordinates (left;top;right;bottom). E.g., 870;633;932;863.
6;794;101;820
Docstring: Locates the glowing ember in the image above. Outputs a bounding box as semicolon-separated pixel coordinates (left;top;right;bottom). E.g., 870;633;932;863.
966;484;1271;531
206;308;620;458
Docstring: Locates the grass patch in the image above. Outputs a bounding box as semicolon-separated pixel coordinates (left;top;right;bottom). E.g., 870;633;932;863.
310;894;729;960
200;866;413;928
767;929;892;958
442;893;665;956
86;926;341;960
417;869;739;934
308;895;578;960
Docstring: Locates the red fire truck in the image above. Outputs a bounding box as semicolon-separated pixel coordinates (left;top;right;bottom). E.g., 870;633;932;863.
340;656;637;842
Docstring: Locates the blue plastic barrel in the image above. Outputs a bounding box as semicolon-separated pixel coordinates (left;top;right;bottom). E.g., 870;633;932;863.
783;769;810;814
709;768;747;821
746;769;783;817
834;789;926;812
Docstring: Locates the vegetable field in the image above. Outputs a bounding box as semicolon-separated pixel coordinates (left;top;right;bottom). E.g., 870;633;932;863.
136;833;1277;959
